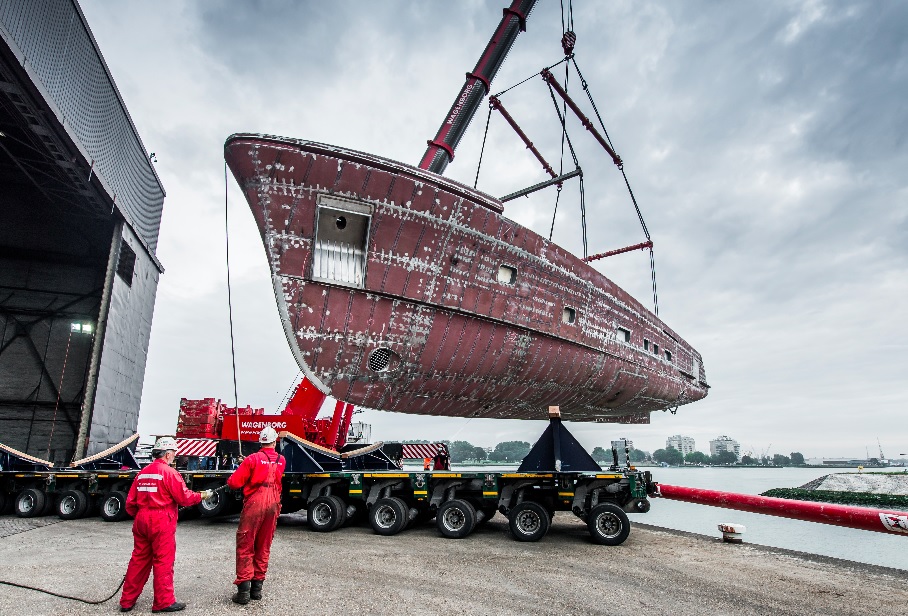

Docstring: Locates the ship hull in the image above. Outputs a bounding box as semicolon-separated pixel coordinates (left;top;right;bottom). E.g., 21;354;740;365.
225;134;708;423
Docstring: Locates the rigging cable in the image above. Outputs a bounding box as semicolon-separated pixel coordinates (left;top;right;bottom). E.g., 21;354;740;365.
276;370;303;414
474;105;493;189
46;327;73;457
224;163;243;453
544;78;586;258
571;57;659;315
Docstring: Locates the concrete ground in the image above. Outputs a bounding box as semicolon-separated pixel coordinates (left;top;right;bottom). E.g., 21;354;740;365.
0;512;904;616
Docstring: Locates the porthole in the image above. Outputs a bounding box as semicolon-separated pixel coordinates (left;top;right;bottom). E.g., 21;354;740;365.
497;264;517;285
335;216;347;230
616;327;630;343
368;347;398;373
562;307;576;324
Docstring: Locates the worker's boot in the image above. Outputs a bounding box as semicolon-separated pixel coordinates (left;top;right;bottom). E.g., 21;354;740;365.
250;580;263;600
232;581;251;605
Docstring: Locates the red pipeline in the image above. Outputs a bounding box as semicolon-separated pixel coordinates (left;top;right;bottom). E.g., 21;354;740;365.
657;484;908;536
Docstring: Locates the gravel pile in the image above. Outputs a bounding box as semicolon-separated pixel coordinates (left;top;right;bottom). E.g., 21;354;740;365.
805;473;908;495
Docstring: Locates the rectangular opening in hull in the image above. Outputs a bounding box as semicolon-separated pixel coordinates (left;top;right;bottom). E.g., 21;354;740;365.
312;197;371;288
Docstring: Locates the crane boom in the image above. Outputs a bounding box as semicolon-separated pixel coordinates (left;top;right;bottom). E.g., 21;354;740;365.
418;0;538;174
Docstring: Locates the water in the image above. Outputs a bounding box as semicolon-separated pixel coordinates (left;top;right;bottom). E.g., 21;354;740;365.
419;464;908;570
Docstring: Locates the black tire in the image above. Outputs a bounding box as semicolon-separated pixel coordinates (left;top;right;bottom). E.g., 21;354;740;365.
56;490;89;520
369;497;408;536
14;488;46;518
198;488;230;518
327;495;348;530
587;503;631;546
39;492;56;516
436;499;477;539
508;501;550;542
308;496;343;532
99;491;130;522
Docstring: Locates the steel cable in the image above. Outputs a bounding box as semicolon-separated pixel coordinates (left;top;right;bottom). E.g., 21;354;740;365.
224;163;243;454
0;575;125;605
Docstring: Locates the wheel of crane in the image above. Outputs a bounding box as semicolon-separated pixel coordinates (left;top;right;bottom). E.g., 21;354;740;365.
586;502;630;546
508;501;550;542
327;495;348;530
308;496;343;532
436;499;477;539
198;488;230;518
99;491;130;522
56;490;89;520
369;497;408;536
14;488;46;518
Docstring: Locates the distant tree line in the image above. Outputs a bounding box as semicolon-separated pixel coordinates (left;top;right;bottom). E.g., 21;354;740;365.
408;440;533;463
403;440;806;467
413;440;654;464
648;445;807;466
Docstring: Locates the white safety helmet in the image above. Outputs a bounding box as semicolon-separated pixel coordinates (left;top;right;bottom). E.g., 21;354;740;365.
259;426;278;444
152;436;179;452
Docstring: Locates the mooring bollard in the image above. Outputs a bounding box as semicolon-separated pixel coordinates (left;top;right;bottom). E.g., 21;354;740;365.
718;523;746;543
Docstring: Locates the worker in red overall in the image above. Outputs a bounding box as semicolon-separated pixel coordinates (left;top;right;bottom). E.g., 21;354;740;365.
226;426;286;604
119;437;212;613
433;444;451;470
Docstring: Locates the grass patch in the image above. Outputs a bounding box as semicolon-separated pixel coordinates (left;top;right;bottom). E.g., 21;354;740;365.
761;488;908;510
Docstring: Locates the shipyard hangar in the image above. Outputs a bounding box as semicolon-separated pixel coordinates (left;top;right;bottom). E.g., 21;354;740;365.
0;1;164;463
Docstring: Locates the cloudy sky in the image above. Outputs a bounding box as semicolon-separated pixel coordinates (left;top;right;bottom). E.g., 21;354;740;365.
78;0;907;461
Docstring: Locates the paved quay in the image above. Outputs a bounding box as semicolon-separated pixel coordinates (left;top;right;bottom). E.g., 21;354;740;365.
0;512;904;615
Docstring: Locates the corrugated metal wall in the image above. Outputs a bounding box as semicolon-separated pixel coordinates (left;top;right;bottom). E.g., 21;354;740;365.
0;0;165;250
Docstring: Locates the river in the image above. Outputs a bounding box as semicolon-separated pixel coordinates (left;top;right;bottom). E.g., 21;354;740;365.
421;464;908;570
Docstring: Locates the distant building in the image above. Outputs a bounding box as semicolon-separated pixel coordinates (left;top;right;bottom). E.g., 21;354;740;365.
710;436;741;460
666;435;696;456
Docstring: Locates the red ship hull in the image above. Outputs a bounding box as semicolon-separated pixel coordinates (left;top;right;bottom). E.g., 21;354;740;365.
225;134;708;423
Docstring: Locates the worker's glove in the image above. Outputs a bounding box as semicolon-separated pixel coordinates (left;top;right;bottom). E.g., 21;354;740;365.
199;489;214;500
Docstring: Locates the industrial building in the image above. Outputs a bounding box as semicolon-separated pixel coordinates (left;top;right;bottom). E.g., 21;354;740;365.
0;1;164;463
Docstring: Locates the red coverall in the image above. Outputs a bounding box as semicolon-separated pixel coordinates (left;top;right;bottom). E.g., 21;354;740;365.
227;449;286;584
120;458;201;611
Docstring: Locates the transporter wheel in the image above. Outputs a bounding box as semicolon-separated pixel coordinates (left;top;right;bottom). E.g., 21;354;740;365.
436;499;477;539
308;496;343;532
14;488;46;518
56;490;89;520
508;501;550;542
369;497;407;536
327;495;348;530
587;503;630;546
99;491;130;522
198;488;229;518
